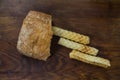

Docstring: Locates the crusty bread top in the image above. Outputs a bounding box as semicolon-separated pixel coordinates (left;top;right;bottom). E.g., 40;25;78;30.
27;11;51;21
17;11;53;61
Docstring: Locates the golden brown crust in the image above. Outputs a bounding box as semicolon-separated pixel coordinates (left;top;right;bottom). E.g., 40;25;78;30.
17;11;53;61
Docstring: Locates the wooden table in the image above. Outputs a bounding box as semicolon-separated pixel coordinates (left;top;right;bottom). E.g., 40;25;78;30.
0;0;120;80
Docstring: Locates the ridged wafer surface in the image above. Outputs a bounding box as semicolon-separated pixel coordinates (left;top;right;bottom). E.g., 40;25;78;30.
69;50;111;68
58;38;98;56
53;26;90;44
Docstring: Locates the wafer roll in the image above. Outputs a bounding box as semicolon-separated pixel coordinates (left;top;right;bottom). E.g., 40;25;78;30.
58;38;98;56
69;50;111;68
53;26;90;44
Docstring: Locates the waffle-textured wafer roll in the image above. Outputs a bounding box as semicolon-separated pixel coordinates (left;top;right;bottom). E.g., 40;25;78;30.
58;38;98;56
53;26;90;44
69;50;111;68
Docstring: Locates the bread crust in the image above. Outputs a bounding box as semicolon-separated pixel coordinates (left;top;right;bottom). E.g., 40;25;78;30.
17;11;53;61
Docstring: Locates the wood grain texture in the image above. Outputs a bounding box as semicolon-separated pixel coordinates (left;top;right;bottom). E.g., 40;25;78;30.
0;0;120;80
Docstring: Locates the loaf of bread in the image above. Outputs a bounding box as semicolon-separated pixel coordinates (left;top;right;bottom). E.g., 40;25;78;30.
17;11;53;61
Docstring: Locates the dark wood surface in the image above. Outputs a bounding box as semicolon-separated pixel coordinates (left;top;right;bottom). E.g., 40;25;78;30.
0;0;120;80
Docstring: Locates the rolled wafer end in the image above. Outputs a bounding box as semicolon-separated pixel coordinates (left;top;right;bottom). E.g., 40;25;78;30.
86;46;99;56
